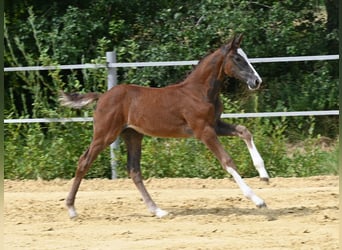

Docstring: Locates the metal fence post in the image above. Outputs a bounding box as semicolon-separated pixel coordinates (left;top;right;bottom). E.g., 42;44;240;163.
106;51;119;179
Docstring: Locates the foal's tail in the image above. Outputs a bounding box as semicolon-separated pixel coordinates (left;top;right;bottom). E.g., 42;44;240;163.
59;91;101;109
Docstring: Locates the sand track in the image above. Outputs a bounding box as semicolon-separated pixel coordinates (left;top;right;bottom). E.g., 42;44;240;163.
4;176;339;249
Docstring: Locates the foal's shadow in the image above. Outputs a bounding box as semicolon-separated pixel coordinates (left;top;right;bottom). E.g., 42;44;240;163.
169;205;335;221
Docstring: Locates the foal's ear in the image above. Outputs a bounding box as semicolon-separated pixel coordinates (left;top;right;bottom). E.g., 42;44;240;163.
232;34;243;49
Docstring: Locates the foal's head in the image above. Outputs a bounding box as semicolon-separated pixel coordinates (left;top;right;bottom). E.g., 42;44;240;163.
222;34;262;90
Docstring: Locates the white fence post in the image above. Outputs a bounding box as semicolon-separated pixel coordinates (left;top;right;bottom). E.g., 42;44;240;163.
106;51;120;179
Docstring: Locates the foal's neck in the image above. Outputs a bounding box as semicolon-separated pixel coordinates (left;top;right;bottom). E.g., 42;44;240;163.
184;49;225;102
189;49;225;81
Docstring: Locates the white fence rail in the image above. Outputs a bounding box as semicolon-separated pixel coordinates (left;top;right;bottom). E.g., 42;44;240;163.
4;54;339;72
4;110;339;124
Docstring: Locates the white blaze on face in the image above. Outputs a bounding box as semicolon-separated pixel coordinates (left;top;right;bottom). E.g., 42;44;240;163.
237;48;262;84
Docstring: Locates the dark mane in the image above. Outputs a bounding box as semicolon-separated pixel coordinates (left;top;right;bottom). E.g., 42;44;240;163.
171;42;233;86
190;37;235;71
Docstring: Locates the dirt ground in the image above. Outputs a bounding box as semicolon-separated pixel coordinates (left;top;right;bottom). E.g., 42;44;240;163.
4;176;339;250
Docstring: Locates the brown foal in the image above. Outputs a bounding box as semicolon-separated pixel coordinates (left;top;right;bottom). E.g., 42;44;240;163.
60;34;269;218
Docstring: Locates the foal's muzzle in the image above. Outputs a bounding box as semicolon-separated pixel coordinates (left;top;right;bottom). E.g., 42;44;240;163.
247;77;262;90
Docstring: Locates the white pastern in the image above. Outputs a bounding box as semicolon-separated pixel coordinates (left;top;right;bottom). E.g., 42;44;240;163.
68;207;78;218
226;166;266;207
248;138;269;180
155;208;169;218
237;48;262;83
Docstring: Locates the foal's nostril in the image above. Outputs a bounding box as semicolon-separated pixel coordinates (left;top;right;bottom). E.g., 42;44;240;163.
247;78;262;90
256;77;262;85
255;78;262;89
247;81;257;90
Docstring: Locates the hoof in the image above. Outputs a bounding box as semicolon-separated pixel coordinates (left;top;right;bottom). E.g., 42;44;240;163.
155;208;169;218
257;202;267;209
260;177;270;184
69;214;78;219
68;208;78;219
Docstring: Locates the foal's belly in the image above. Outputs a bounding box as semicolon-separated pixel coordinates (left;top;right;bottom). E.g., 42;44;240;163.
126;124;193;138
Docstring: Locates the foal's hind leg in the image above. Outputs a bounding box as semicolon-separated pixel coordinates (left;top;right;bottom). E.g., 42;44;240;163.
215;120;269;182
66;124;121;218
121;128;168;218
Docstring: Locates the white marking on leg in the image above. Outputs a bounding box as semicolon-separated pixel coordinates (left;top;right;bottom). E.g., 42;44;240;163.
141;195;168;218
68;207;78;218
155;208;169;218
247;138;269;180
226;166;266;207
237;48;262;83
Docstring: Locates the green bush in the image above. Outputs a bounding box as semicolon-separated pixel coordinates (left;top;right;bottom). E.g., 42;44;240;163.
4;121;111;179
5;119;338;180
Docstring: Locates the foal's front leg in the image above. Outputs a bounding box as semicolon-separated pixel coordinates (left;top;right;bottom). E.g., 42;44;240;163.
215;120;270;182
199;125;267;208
